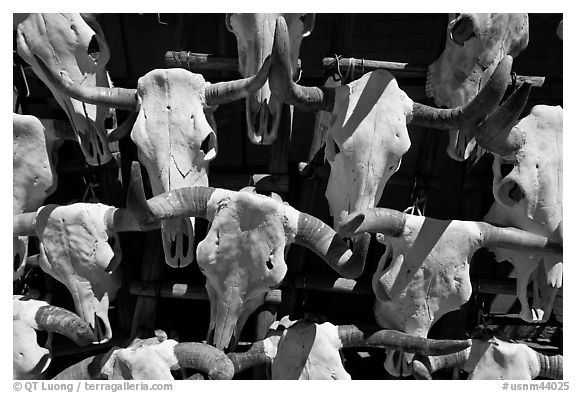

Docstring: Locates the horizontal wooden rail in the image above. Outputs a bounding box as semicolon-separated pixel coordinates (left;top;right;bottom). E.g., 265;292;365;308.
165;51;301;73
322;57;545;87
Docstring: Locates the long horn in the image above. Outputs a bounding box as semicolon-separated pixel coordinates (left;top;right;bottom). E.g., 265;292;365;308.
173;342;234;380
227;341;270;374
338;325;472;355
338;209;408;238
412;350;470;380
269;16;335;112
13;212;37;236
52;351;113;380
293;212;367;279
471;82;531;156
33;55;137;111
536;352;563;380
204;56;271;106
35;305;95;346
409;55;512;130
145;186;216;221
478;222;562;256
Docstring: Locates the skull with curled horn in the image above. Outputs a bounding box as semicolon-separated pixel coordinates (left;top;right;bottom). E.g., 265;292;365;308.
228;315;473;379
33;48;270;269
337;207;562;377
13;165;162;344
412;337;562;380
226;13;315;145
13;295;95;379
125;162;367;352
426;13;529;161
269;16;530;276
53;329;234;380
15;13;118;166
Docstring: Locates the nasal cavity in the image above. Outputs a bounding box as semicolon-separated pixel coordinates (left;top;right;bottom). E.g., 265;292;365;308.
500;163;514;178
93;314;107;343
200;134;211;155
182;234;190;255
344;238;354;252
170;239;178;259
87;35;100;59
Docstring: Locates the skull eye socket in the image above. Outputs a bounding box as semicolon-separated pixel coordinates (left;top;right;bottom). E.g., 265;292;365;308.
87;35;100;60
266;259;274;270
500;163;515;178
449;15;476;46
200;133;217;161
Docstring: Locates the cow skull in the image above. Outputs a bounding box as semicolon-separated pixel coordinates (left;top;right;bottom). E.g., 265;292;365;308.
54;329;234;380
426;13;529;161
226;13;315;144
34;49;270;269
339;207;561;376
412;337;562;380
13;172;159;343
269;16;522;271
15;13;116;166
13;296;94;379
228;316;472;379
13;114;75;280
476;105;563;322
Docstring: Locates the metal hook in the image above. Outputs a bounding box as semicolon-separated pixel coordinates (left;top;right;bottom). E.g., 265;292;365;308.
332;54;343;82
157;14;168;25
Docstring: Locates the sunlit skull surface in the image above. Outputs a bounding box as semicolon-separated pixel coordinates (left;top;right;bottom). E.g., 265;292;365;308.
33;203;122;343
16;13;115;166
483;105;563;323
132;69;217;268
226;13;314;144
13;320;51;380
427;13;529;160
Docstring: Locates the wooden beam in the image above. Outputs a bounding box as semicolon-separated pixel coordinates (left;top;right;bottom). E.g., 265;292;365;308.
322;57;546;87
164;51;301;73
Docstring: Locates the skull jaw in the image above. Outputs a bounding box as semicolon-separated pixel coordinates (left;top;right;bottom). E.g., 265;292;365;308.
161;217;195;268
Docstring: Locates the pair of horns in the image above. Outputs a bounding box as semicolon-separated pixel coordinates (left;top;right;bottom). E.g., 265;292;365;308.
412;347;563;380
228;324;472;375
269;16;529;156
53;341;234;380
339;208;562;256
32;53;270;110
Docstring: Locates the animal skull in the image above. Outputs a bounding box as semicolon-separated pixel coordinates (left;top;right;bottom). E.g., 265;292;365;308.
481;105;563;322
413;337;562;380
15;13;116;166
54;330;234;380
269;16;520;272
226;13;315;144
34;49;270;269
339;207;561;376
13;295;94;380
426;13;529;161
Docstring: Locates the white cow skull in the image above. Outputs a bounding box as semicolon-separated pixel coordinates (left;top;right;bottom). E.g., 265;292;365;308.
226;13;315;144
427;13;529;161
228;316;473;379
13;114;75;280
413;337;562;380
13;296;94;379
269;16;521;271
481;105;563;322
339;207;561;376
15;13;116;166
34;49;270;269
53;330;234;380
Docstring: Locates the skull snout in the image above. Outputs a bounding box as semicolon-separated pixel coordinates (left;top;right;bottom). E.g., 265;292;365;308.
161;217;195;268
209;287;243;352
75;119;113;167
246;93;281;145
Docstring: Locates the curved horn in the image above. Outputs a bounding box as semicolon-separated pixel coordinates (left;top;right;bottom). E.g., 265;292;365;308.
52;351;113;380
35;305;94;346
293;212;367;279
269;16;335;112
536;352;563;380
409;55;513;129
227;341;270;375
412;350;470;380
204;56;271;106
173;342;234;380
338;209;408;238
337;325;472;355
13;212;37;236
33;55;137;111
471;82;531;156
145;186;216;221
478;222;562;256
